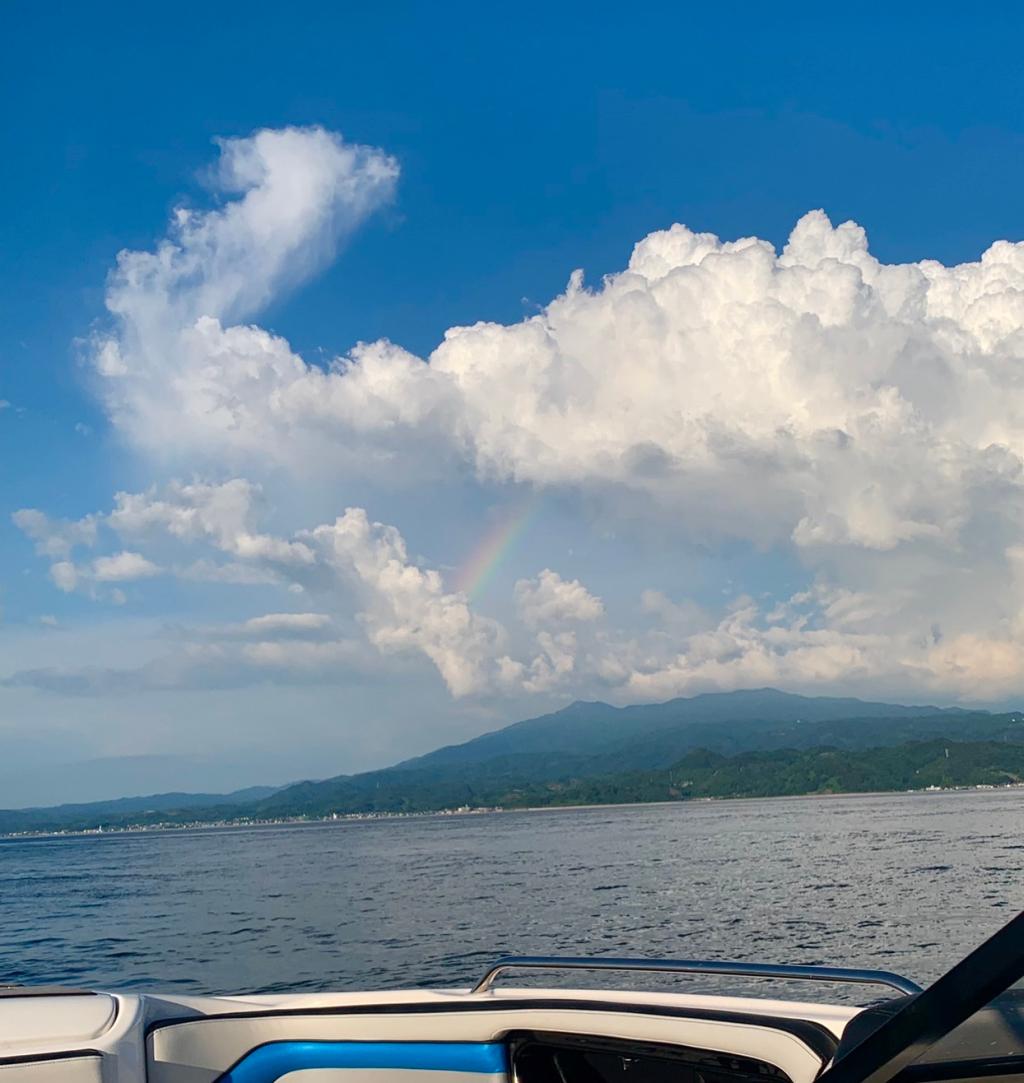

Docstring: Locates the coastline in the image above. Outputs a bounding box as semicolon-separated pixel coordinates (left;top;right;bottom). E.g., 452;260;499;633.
4;781;1020;842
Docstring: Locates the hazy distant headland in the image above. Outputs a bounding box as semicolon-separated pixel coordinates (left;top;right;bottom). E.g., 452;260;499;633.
4;688;1023;836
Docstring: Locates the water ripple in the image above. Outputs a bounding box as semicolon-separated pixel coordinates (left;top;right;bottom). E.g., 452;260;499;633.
1;789;1022;1000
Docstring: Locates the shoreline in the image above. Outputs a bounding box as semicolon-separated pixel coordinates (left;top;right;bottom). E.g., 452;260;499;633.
3;781;1020;842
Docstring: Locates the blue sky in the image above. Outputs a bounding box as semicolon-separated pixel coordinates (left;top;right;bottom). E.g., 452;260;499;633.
5;4;1024;805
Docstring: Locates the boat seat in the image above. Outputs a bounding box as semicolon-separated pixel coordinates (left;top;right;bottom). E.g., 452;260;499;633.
0;993;114;1083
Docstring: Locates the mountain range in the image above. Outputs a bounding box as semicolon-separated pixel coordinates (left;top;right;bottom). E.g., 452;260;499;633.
3;689;1023;834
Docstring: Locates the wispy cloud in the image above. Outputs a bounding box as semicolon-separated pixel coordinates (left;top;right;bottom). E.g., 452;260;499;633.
3;635;377;696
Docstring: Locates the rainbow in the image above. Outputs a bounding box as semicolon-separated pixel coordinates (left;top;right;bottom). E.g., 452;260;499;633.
452;498;537;600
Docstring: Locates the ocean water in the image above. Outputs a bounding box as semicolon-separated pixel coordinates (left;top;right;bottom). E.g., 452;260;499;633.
1;789;1021;1000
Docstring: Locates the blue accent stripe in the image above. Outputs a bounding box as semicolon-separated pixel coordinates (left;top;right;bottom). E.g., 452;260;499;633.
219;1041;508;1083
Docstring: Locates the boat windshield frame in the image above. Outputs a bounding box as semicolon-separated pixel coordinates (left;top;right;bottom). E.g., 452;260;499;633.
816;909;1024;1083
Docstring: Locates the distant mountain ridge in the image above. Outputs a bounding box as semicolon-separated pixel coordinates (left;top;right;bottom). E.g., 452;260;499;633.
397;688;974;772
0;784;281;833
3;688;1022;834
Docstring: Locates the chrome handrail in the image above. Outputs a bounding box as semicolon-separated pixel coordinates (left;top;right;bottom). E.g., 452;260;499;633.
471;955;923;996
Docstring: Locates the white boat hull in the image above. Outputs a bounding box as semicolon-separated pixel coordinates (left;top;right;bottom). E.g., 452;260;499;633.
0;986;860;1083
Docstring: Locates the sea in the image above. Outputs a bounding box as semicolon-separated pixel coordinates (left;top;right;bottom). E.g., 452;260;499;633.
2;789;1021;1001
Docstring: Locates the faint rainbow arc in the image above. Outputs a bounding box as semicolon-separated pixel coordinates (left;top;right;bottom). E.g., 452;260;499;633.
452;499;538;601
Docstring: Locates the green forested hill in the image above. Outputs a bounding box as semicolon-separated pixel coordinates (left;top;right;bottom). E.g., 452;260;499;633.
4;689;1024;834
4;738;1024;833
397;688;979;771
238;738;1024;813
230;700;1024;817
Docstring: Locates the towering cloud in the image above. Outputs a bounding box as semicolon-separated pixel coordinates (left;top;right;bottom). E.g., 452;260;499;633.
13;126;1024;704
93;168;1024;560
94;126;399;455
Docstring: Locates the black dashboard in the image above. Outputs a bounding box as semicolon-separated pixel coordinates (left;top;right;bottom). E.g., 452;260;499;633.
510;1031;791;1083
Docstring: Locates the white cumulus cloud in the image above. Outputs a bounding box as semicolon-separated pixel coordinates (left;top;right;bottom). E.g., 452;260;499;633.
94;125;399;457
515;569;604;628
89;192;1024;566
92;551;161;582
17;123;1024;704
305;508;512;697
14;509;99;559
49;561;79;593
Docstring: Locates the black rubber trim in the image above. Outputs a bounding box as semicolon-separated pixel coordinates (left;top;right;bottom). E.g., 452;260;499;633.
144;995;838;1062
0;1048;102;1067
0;987;97;999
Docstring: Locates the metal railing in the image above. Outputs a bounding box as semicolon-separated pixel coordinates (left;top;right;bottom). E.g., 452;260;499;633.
471;955;923;996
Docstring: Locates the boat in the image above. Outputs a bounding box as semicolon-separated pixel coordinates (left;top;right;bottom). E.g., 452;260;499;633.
2;911;1022;1083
